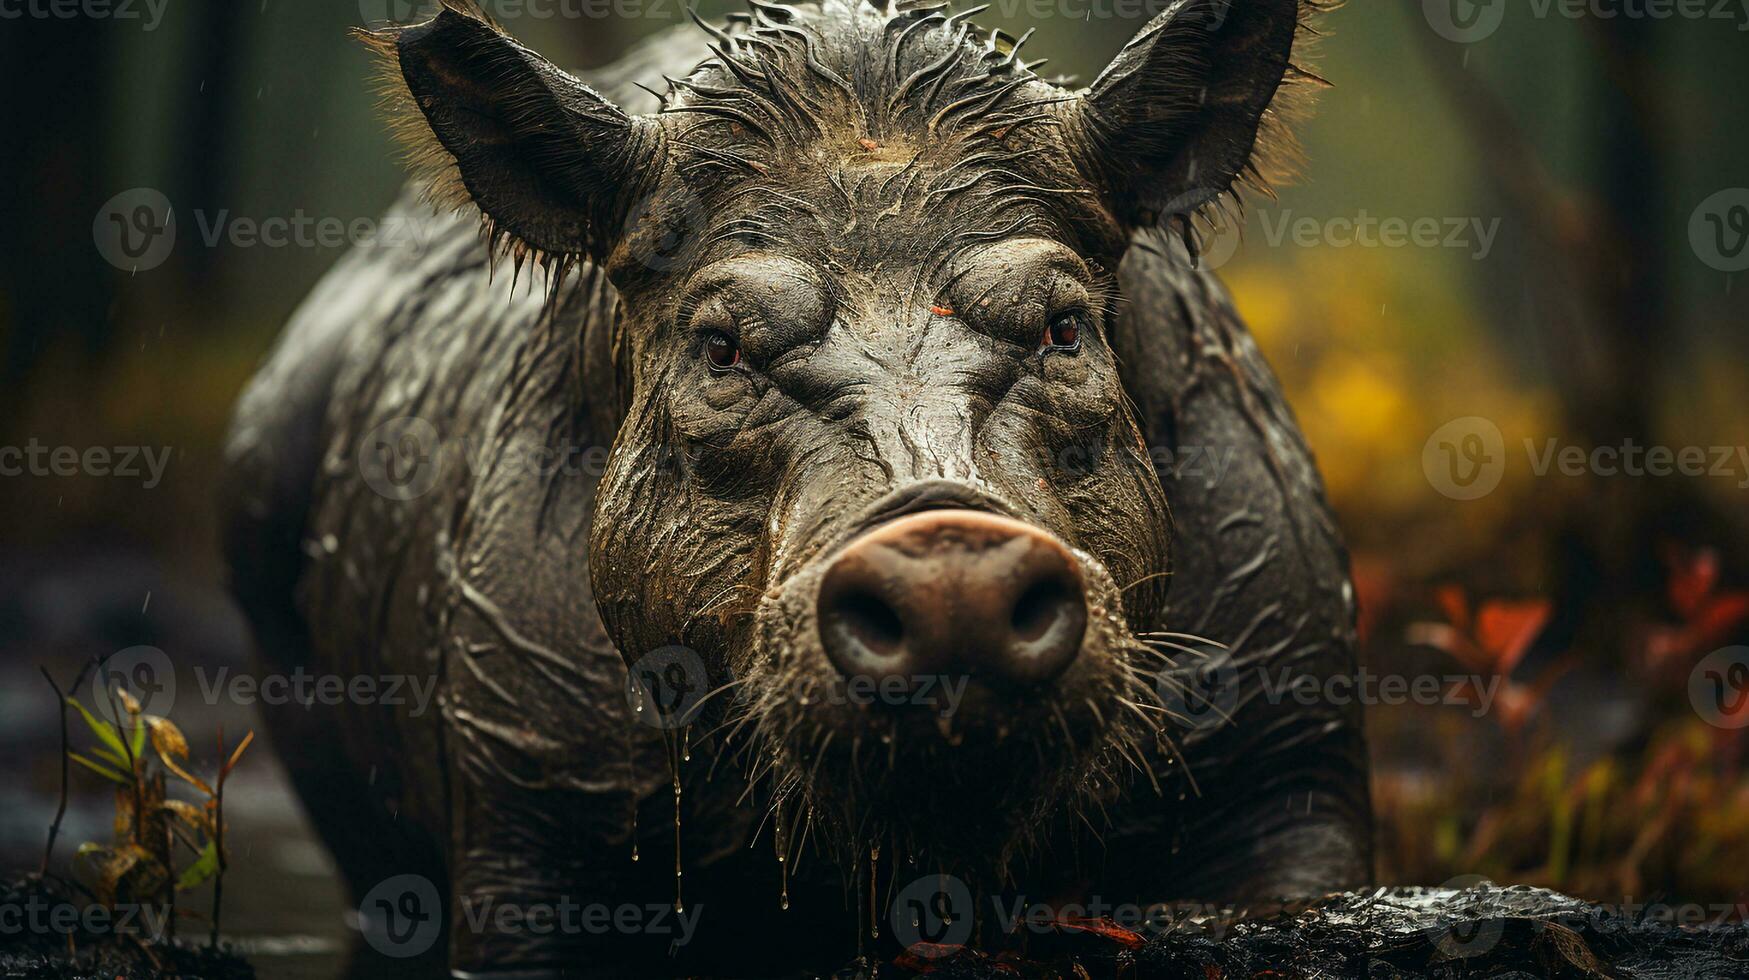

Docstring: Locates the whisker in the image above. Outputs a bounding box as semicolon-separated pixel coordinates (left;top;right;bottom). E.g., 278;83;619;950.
1139;630;1230;650
1121;569;1173;593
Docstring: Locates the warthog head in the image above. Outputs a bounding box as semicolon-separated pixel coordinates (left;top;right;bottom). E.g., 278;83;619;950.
366;0;1322;873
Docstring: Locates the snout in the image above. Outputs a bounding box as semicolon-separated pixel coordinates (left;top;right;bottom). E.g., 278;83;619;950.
816;509;1087;692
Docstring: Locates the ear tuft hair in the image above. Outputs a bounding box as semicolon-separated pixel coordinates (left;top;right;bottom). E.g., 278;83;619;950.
1071;0;1339;261
355;0;661;297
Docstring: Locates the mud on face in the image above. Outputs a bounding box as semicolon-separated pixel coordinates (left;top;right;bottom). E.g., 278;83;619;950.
590;233;1175;869
373;0;1322;875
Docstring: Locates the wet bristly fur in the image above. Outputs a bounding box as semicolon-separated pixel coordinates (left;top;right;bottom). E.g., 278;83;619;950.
353;0;1340;897
361;0;1336;299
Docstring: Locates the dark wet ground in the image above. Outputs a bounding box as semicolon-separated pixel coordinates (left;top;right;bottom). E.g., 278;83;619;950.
0;549;355;980
0;547;1697;979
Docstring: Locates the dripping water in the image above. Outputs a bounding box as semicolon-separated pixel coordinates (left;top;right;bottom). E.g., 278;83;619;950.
627;726;639;863
775;797;790;911
664;727;685;914
868;843;880;939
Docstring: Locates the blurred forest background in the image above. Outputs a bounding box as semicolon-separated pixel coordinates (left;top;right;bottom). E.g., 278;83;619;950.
1;0;1746;970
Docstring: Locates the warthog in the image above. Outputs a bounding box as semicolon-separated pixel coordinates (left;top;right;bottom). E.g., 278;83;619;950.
221;0;1368;973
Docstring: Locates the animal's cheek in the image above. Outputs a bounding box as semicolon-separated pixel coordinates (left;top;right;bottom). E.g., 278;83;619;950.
1029;365;1128;435
665;385;755;448
698;371;760;412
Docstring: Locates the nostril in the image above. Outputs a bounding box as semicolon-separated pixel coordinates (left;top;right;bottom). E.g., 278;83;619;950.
1011;577;1075;642
830;590;905;658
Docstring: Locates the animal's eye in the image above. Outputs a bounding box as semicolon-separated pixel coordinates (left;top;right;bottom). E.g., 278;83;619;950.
703;331;742;371
1044;311;1086;352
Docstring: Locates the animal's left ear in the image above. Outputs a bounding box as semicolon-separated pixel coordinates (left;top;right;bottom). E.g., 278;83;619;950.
1069;0;1313;231
359;3;664;265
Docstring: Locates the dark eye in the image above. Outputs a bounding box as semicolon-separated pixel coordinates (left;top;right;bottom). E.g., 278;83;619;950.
703;331;742;371
1044;311;1086;352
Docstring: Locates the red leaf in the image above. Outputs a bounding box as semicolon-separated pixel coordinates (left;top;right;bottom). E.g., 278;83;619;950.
1473;599;1552;675
894;944;972;973
1434;584;1471;632
1043;916;1147;950
1665;545;1721;620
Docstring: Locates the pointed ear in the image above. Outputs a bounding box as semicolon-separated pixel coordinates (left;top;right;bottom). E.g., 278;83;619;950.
1069;0;1318;231
360;3;664;262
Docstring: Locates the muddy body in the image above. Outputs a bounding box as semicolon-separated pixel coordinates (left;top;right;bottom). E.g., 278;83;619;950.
221;7;1370;976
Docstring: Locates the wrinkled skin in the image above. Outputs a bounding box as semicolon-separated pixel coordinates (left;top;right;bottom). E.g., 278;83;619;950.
221;1;1370;975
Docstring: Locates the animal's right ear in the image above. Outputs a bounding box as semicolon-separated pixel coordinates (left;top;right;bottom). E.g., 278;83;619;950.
359;3;663;263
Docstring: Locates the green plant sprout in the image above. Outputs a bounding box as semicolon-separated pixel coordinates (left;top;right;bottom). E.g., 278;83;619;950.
62;681;253;948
